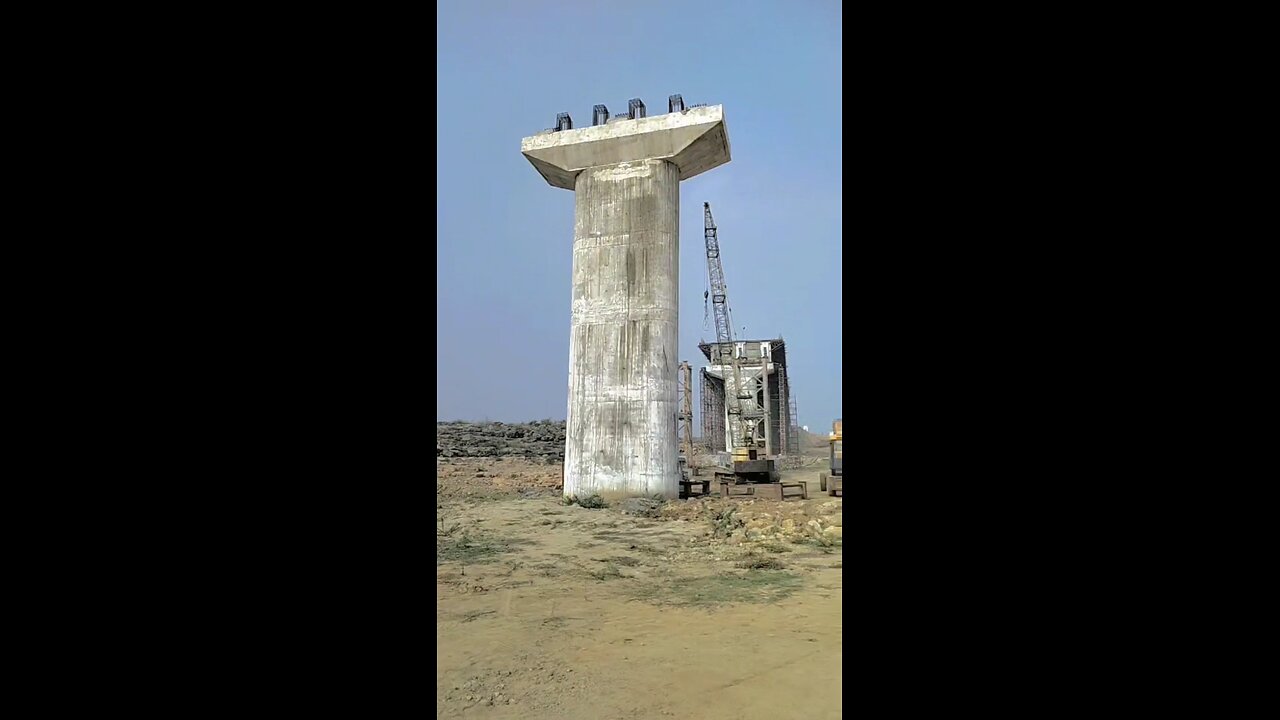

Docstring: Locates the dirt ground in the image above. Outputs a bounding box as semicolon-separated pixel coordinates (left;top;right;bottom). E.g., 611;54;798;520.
436;447;842;720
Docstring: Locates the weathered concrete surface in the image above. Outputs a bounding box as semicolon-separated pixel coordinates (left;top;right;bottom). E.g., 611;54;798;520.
522;104;731;500
522;105;731;190
563;160;679;500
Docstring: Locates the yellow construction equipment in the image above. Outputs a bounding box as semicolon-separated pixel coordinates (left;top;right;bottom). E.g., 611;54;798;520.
700;201;794;499
819;419;843;496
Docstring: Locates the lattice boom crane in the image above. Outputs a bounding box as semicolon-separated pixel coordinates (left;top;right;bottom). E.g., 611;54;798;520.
703;202;761;452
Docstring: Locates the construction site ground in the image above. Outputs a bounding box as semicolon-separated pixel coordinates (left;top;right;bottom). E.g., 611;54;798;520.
436;435;842;720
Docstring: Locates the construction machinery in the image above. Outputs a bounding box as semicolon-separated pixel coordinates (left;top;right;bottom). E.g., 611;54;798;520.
819;419;843;496
702;202;760;453
700;202;801;500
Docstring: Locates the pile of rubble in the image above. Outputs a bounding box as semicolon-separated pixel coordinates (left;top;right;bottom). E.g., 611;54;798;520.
738;511;842;546
436;420;565;460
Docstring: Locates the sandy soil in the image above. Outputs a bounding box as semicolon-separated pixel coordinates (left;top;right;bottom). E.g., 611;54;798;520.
436;451;842;720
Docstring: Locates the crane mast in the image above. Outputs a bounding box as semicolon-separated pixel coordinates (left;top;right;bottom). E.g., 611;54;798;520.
703;202;762;452
704;202;733;348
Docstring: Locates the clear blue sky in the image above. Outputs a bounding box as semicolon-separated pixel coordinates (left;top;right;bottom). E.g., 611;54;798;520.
437;0;842;432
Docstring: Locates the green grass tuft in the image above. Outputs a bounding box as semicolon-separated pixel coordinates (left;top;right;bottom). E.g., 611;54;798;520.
436;531;527;566
736;556;787;570
656;570;802;606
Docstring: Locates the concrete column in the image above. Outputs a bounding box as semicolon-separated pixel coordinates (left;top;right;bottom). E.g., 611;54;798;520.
522;104;731;499
565;159;679;499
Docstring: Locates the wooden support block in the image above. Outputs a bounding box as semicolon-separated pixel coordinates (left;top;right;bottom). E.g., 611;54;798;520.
780;481;807;501
679;479;711;499
721;483;783;501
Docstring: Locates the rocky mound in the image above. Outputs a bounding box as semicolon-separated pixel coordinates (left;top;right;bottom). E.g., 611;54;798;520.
437;420;566;460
